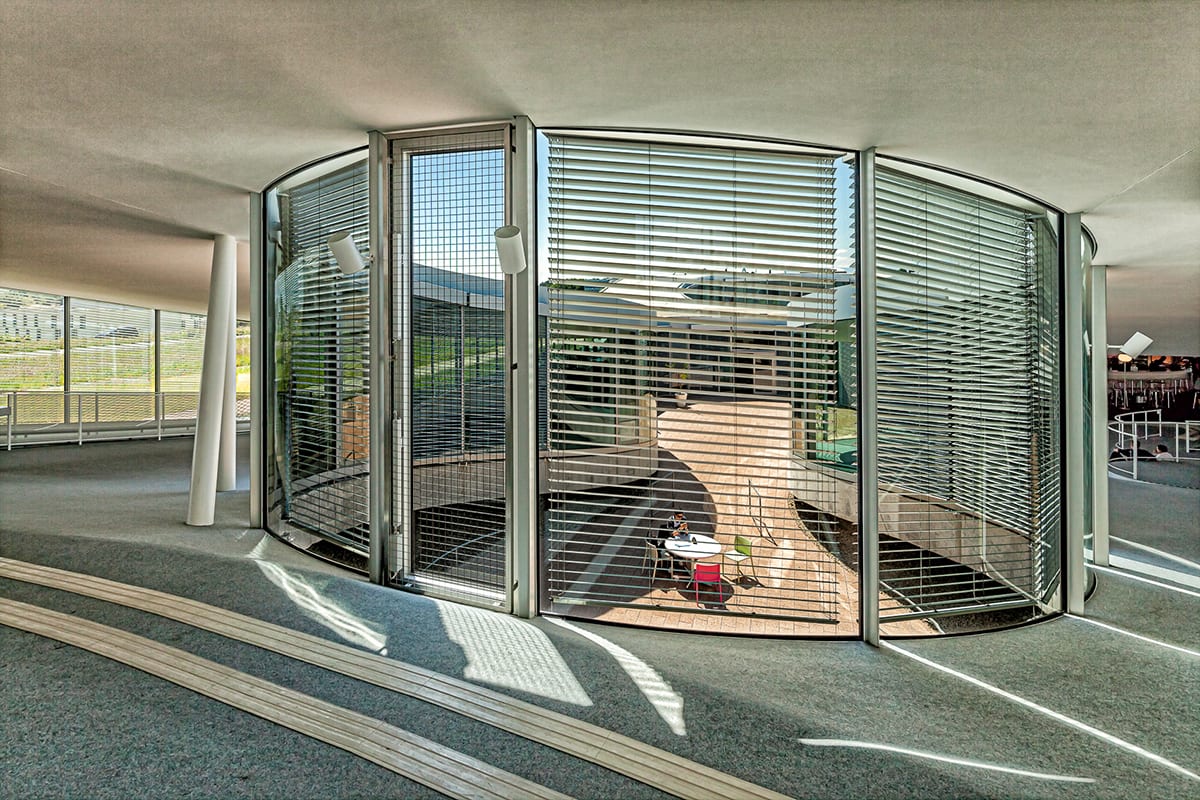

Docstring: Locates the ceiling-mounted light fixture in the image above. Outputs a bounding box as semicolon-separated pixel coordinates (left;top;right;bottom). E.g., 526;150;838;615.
494;225;528;275
326;230;371;274
1109;331;1153;363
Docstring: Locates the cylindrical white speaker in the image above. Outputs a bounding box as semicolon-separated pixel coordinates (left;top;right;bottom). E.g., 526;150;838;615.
327;230;366;274
494;225;527;275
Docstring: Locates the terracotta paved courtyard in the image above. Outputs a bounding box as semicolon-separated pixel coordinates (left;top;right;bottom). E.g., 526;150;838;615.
559;399;933;636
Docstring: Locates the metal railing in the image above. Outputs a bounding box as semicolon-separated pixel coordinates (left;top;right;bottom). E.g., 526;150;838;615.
1108;408;1200;481
3;390;250;449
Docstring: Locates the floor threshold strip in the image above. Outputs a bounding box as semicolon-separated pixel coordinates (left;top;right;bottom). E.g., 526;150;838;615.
0;597;570;800
0;558;794;800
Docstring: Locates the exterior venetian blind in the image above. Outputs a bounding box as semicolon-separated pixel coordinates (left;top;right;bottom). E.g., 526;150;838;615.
69;298;154;393
158;310;207;422
543;135;852;627
874;166;1061;620
158;310;207;392
0;288;64;394
273;160;371;552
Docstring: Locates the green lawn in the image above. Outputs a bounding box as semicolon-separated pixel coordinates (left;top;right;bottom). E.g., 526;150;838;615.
1;331;249;393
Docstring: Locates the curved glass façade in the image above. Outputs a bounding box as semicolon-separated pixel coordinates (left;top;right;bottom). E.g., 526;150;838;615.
260;127;1064;637
264;151;371;560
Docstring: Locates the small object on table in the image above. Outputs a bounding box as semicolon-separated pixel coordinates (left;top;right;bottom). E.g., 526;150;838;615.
663;532;722;564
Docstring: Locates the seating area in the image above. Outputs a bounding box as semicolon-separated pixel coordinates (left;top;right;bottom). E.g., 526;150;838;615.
544;400;936;637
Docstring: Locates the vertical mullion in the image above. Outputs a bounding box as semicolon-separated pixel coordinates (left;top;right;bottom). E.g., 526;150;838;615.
510;117;538;618
63;295;72;423
1089;261;1109;567
250;191;265;528
857;148;879;645
369;130;392;584
394;141;413;586
1063;213;1085;614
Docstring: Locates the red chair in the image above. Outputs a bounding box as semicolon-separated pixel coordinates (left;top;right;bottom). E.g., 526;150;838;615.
692;562;722;607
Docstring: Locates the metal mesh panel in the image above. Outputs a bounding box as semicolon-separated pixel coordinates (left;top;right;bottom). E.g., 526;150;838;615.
4;391;66;424
271;159;371;552
874;166;1061;621
412;501;506;592
542;135;853;628
391;128;509;604
162;391;201;421
70;391;156;423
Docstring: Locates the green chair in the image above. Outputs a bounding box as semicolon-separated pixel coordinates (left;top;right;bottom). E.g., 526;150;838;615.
724;534;757;584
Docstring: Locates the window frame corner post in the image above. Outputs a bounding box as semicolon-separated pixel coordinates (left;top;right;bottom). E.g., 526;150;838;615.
1063;212;1086;614
368;130;393;585
857;147;880;646
249;191;265;528
1089;261;1110;567
509;116;539;618
63;295;72;424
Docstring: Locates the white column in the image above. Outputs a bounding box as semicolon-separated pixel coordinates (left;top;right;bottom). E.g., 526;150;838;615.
217;256;237;491
188;234;237;526
1090;263;1110;566
1063;214;1086;614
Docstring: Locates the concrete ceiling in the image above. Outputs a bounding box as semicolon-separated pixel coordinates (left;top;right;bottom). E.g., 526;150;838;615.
2;0;1197;351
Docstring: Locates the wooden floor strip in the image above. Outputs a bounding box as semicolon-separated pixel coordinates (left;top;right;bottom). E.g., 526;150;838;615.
0;557;794;800
0;597;571;800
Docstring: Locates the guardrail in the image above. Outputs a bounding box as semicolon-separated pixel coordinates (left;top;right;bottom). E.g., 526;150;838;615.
3;390;250;449
1108;408;1200;481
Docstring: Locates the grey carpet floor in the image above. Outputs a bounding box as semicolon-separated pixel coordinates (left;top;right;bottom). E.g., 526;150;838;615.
1108;475;1200;576
3;436;1199;799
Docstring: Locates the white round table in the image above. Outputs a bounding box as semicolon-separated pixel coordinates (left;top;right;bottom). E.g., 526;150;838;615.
662;533;722;561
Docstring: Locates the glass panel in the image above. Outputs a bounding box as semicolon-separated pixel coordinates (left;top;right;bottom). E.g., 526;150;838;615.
874;163;1061;633
0;288;65;399
68;297;154;397
159;310;207;392
540;134;857;635
267;157;371;555
235;320;251;420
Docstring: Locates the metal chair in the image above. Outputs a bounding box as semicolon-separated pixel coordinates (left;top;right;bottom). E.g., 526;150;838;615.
643;541;667;586
725;534;757;583
692;562;722;607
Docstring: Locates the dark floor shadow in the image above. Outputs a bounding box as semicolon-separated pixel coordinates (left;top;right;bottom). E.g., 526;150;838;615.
649;447;718;537
544;448;720;607
681;576;733;609
727;572;763;589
